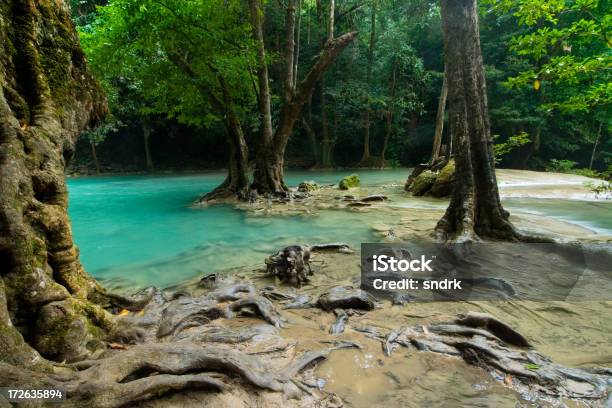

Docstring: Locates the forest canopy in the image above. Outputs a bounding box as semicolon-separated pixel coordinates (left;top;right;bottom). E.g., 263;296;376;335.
72;0;610;178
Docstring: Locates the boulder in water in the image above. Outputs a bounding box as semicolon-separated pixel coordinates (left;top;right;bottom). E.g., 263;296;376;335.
339;174;360;190
298;180;319;192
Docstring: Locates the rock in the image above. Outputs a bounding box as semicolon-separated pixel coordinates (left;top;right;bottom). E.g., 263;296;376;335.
338;174;360;190
361;195;388;202
429;160;455;198
410;170;437;196
347;201;371;207
317;286;377;311
297;180;319;192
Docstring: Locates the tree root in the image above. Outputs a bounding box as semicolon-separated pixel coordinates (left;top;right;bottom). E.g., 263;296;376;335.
1;340;348;407
379;312;610;403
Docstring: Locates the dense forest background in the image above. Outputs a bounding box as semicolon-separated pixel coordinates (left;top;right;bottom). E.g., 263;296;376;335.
69;0;610;177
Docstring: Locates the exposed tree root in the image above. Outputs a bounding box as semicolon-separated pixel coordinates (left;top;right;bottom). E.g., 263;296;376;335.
375;312;610;403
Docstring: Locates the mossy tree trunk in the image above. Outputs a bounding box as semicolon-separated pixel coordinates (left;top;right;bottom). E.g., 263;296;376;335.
435;0;523;242
0;0;117;363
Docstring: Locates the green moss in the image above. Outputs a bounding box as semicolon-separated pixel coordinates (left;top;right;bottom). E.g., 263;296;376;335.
298;180;319;192
430;160;455;198
339;174;360;190
410;170;436;196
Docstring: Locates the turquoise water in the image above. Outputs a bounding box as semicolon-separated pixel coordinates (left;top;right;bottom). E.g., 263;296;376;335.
67;170;612;288
67;170;403;288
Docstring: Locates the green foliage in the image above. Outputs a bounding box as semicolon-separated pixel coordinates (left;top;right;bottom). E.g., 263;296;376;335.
586;180;611;196
545;158;604;178
80;0;257;130
546;158;578;172
493;131;531;163
81;116;121;146
485;0;611;114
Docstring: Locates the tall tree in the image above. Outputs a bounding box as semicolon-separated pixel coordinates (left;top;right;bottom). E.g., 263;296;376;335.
81;0;254;201
360;2;377;164
435;0;523;241
249;0;357;194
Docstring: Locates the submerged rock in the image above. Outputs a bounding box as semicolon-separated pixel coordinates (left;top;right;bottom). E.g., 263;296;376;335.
317;286;377;311
339;174;360;190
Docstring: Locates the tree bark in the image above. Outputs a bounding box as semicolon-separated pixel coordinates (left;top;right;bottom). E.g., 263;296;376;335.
249;0;357;195
0;0;116;364
142;122;154;172
436;0;523;242
430;72;448;163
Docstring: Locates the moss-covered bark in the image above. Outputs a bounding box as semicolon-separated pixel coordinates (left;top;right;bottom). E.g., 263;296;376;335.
0;0;110;363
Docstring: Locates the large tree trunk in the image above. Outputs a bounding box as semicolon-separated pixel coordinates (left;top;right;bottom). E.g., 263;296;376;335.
430;72;448;163
0;0;116;364
435;0;522;242
249;0;356;195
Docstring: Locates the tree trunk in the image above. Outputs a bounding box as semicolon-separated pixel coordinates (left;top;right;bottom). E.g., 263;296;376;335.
430;72;448;163
165;52;250;202
436;0;523;242
293;0;302;90
361;110;372;163
0;0;118;364
381;112;392;166
198;78;250;202
589;122;603;170
90;140;101;174
361;3;376;165
250;0;357;194
142;123;154;172
381;60;398;167
327;0;335;42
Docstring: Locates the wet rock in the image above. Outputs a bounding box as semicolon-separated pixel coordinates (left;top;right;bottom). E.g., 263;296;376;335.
347;201;371;207
282;294;312;309
429;159;455;198
339;174;360;190
410;170;436;196
297;180;319;192
361;195;388;202
317;286;377;311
